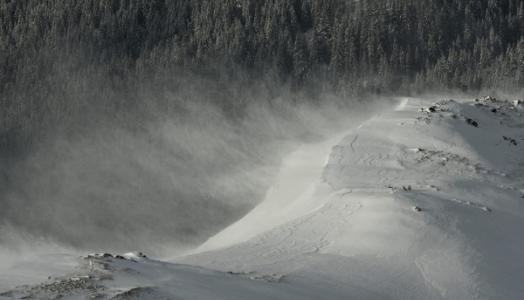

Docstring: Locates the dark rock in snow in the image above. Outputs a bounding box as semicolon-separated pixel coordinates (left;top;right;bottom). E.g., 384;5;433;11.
503;136;518;146
466;118;479;127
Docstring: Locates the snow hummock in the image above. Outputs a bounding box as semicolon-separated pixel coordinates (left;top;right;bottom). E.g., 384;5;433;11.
192;129;353;254
2;96;524;299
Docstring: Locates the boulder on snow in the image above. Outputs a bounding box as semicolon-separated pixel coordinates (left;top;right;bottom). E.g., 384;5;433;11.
481;206;492;212
87;253;114;259
86;252;147;262
123;251;148;260
466;118;479;128
503;136;518;146
421;106;438;113
513;100;523;111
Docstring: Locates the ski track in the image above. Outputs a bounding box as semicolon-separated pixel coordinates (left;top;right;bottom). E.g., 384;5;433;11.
349;134;359;153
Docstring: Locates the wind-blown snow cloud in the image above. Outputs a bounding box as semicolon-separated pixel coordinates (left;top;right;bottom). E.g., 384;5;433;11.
0;90;383;256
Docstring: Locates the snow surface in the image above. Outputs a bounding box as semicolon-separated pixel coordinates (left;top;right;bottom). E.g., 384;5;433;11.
2;97;524;299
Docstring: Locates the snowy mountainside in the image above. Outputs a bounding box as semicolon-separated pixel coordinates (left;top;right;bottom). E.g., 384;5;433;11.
182;97;524;299
2;97;524;299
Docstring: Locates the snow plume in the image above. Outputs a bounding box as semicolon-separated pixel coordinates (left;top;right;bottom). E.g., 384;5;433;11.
0;86;387;256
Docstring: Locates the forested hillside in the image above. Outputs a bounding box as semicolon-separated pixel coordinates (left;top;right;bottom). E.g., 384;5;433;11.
1;0;524;154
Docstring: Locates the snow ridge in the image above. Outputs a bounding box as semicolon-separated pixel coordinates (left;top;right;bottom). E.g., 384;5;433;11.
3;97;524;299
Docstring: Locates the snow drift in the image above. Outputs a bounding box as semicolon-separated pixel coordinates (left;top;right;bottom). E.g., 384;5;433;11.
2;96;524;299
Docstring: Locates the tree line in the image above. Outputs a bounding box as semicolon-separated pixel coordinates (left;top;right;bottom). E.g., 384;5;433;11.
1;0;523;155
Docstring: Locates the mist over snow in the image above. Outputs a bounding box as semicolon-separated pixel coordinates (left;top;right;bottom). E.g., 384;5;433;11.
0;92;388;256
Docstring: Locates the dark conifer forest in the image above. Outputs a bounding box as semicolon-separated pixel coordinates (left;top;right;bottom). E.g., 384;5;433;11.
1;0;524;154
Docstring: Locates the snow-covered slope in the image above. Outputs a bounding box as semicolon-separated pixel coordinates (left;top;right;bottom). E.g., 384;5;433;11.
181;97;524;299
192;128;353;254
2;97;524;299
